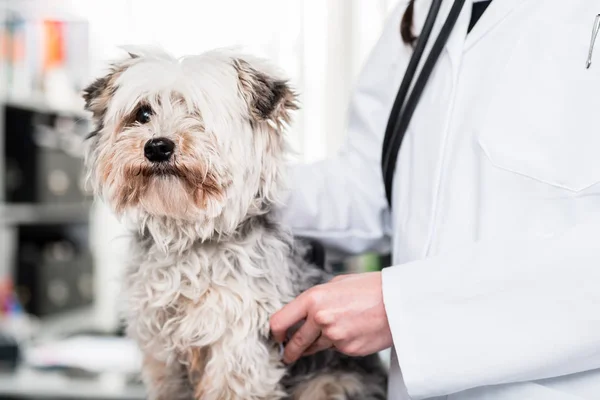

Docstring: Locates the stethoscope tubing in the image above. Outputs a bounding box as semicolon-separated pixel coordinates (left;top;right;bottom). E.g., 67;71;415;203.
382;0;467;208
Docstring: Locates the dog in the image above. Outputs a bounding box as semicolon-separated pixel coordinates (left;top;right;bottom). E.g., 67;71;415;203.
81;46;388;400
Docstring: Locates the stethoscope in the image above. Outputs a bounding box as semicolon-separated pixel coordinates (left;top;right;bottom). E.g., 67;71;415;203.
381;0;600;209
381;0;467;208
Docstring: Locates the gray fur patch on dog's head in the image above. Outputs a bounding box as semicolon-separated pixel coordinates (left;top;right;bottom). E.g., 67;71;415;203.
233;59;298;126
82;56;137;139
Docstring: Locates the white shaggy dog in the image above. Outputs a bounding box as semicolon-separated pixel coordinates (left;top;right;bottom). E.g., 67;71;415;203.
82;47;387;400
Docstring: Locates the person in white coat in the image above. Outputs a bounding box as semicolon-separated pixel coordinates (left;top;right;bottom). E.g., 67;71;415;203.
269;0;600;399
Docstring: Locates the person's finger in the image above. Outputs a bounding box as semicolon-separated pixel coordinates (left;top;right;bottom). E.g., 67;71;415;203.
283;319;322;364
330;274;350;282
270;291;314;343
303;336;333;356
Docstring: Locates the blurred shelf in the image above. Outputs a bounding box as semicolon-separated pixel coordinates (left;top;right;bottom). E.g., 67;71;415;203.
1;96;89;119
37;306;93;336
0;203;93;225
0;367;145;400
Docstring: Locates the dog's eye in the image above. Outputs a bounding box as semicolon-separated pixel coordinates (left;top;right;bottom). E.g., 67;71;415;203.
135;105;153;124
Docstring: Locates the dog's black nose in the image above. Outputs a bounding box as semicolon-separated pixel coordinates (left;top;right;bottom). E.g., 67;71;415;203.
144;138;175;162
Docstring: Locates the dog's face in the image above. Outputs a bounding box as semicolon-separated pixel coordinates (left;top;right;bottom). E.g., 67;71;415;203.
82;48;297;236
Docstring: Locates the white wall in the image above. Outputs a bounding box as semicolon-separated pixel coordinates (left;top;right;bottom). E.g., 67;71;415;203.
66;0;399;162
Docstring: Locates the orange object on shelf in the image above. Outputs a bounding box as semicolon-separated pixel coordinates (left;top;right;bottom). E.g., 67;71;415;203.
43;20;65;70
11;30;24;63
0;28;8;61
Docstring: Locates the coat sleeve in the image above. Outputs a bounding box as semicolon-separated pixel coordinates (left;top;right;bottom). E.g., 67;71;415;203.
278;2;410;256
280;147;391;256
382;212;600;399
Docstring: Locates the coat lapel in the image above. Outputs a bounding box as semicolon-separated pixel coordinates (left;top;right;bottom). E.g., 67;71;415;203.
411;0;471;75
411;0;532;70
464;0;532;50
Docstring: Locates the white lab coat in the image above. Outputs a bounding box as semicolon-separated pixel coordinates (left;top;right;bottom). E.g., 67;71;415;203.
280;0;600;399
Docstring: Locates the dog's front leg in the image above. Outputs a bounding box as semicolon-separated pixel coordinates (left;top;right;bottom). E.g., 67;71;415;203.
186;337;287;400
142;353;192;400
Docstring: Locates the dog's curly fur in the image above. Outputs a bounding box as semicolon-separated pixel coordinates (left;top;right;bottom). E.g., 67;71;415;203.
82;46;387;400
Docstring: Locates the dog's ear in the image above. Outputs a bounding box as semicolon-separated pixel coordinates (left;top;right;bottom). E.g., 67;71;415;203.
233;58;297;210
82;58;137;138
82;74;111;116
234;59;298;126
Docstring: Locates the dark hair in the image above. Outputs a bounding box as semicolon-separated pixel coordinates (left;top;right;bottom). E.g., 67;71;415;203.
400;0;417;46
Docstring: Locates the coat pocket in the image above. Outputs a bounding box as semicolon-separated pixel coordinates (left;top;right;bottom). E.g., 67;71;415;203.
476;8;600;193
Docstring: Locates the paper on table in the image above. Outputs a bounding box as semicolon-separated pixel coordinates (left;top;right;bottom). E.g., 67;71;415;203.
22;336;143;374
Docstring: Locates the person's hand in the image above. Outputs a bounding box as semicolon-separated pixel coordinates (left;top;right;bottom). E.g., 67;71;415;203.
269;271;393;364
